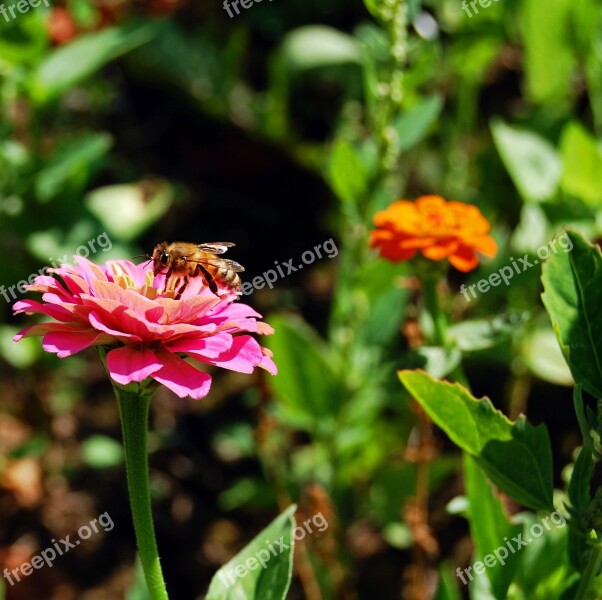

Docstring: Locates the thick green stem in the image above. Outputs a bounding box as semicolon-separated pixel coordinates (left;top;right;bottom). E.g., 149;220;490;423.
115;386;169;600
575;541;602;600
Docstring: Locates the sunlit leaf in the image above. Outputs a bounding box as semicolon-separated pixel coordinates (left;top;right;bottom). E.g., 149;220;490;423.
394;95;443;153
560;122;602;205
32;22;158;100
206;505;296;600
399;371;554;511
541;229;602;398
464;454;522;599
491;119;561;203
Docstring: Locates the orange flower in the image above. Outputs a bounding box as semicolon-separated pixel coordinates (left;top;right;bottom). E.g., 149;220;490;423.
369;195;497;272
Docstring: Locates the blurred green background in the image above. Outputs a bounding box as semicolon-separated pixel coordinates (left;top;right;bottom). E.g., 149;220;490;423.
1;0;601;598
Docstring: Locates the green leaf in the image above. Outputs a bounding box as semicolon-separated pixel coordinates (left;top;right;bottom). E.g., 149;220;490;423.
328;140;368;205
464;454;522;599
560;122;602;205
522;327;574;386
399;371;554;511
434;564;463;600
205;505;296;600
35;134;113;202
541;229;602;399
265;315;343;424
405;347;462;379
448;315;523;352
514;511;573;597
491;119;561;203
520;0;576;103
85;179;173;241
568;446;593;515
394;95;444;153
32;22;158;100
279;26;361;72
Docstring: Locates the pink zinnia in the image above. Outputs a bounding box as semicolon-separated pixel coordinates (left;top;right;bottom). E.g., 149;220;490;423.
12;257;276;399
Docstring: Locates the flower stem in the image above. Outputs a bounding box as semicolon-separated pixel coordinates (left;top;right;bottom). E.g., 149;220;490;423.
421;275;448;347
575;540;602;600
115;386;169;600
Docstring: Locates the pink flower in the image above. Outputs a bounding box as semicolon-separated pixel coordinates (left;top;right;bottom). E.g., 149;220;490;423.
13;257;277;399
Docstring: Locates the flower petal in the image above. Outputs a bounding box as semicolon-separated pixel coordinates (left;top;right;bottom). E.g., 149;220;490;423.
42;329;107;357
192;335;263;374
151;352;212;400
106;346;163;385
166;333;233;358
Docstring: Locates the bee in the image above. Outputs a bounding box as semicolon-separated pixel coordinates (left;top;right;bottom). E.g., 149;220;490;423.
151;241;245;299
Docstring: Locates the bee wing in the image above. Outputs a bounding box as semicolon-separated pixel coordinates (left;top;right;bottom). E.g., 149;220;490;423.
197;242;236;255
186;257;245;272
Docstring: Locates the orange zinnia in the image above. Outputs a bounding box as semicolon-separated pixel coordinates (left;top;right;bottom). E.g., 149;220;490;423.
369;195;497;272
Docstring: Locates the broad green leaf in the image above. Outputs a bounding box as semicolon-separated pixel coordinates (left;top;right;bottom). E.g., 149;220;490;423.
85;179;173;241
265;316;343;424
394;95;443;153
541;230;602;399
279;26;361;72
491;120;561;203
32;22;158;100
206;505;296;600
35;134;113;202
464;454;522;599
328;140;368;205
560;122;602;205
520;0;576;103
399;371;554;511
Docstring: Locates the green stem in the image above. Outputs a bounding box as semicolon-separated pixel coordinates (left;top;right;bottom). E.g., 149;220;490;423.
575;541;602;600
115;385;169;600
421;276;448;347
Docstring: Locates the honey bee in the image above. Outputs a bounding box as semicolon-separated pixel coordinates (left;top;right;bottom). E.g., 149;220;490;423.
151;241;245;299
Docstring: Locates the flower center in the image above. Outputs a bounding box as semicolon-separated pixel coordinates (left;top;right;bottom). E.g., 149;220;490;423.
108;264;159;300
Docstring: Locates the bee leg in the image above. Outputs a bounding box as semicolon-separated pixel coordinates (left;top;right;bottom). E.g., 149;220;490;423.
198;265;218;294
175;277;189;300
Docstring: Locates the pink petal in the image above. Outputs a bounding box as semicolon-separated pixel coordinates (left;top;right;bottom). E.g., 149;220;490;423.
151;352;212;399
12;299;84;322
88;311;143;343
42;329;107;357
165;333;233;358
104;260;150;288
106;346;163;385
191;335;263;374
259;353;278;375
13;322;82;341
